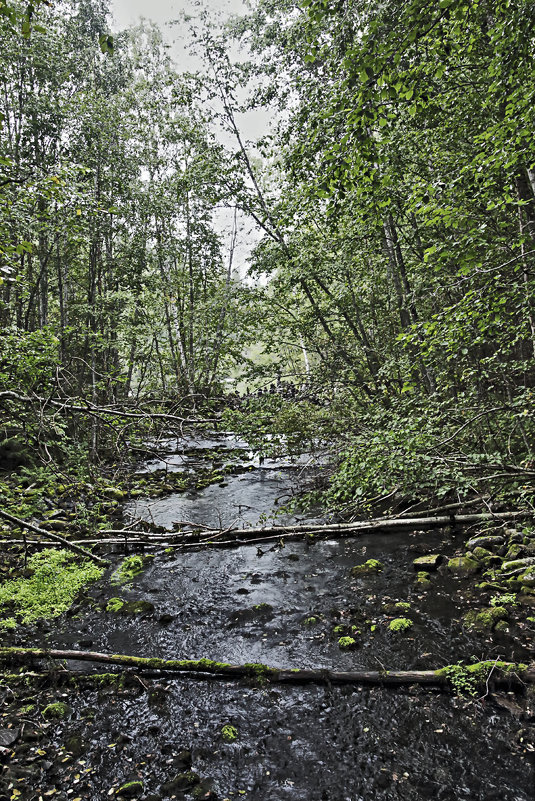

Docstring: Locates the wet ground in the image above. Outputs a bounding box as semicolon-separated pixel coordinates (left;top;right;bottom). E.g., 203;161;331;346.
2;434;534;800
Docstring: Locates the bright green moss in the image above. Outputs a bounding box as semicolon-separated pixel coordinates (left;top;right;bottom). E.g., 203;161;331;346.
111;555;146;584
338;636;356;649
333;624;345;634
42;701;70;719
221;724;238;742
106;597;125;613
351;559;383;576
435;661;528;696
0;549;103;627
388;617;413;633
463;606;508;631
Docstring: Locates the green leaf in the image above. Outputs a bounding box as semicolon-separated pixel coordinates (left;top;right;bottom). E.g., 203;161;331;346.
99;34;114;54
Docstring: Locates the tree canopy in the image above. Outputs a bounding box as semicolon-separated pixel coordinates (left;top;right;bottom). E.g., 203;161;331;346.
1;0;534;511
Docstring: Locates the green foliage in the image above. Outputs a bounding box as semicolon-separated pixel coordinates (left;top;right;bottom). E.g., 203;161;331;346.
106;597;125;613
0;327;61;395
439;664;485;698
0;550;103;627
490;593;517;607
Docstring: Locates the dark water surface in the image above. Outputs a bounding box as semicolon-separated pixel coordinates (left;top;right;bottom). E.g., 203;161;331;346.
17;434;534;800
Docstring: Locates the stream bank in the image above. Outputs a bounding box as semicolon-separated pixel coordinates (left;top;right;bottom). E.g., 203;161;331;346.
1;432;534;800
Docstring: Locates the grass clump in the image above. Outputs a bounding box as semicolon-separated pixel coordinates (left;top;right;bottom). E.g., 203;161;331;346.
0;549;103;628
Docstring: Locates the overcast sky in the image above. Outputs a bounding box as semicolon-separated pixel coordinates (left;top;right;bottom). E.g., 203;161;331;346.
110;0;246;37
109;0;264;277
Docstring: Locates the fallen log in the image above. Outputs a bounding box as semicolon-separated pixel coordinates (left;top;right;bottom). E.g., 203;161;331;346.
174;510;530;540
0;509;108;565
2;510;530;555
149;510;531;550
0;648;533;690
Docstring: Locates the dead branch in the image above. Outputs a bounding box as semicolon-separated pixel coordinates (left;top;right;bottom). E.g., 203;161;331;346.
0;509;108;565
0;648;532;690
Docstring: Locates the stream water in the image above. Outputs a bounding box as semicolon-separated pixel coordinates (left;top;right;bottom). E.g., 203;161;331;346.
7;434;535;800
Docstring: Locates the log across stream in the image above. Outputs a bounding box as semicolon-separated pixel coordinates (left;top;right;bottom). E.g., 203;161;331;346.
1;647;533;689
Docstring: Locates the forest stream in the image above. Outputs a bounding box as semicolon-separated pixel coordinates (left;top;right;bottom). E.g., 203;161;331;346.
1;433;534;801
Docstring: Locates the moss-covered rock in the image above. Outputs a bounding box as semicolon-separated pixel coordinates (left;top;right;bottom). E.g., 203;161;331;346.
413;554;442;570
501;557;535;572
102;487;127;501
472;546;492;560
338;636;357;649
447;556;479;576
463;605;508;631
383;601;411;614
111;555;148;585
519;568;535;587
42;702;71;720
351;559;383;576
105;598;154;615
415;571;432;588
505;543;526;561
472;547;503;568
466;535;504;551
388;617;413;633
221;724;238;742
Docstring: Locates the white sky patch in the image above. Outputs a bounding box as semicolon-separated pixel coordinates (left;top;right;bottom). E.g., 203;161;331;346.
109;0;268;280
